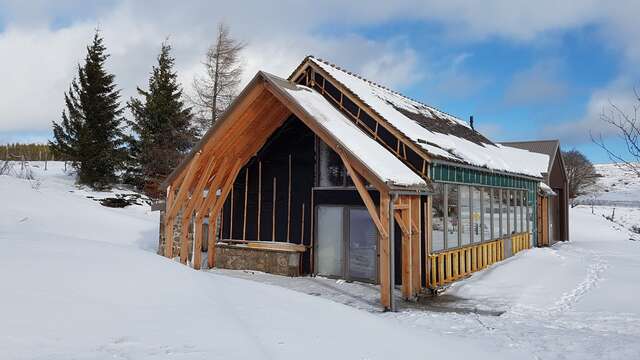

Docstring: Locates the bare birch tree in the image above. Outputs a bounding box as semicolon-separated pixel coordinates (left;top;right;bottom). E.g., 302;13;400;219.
192;23;246;134
591;89;640;176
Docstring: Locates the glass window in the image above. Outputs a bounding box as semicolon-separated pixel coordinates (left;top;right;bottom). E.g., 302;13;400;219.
431;183;445;252
447;185;459;249
492;189;501;239
509;190;517;234
460;186;471;246
501;189;509;236
514;191;521;233
472;187;482;243
318;141;346;187
521;191;527;234
528;196;534;237
482;188;492;241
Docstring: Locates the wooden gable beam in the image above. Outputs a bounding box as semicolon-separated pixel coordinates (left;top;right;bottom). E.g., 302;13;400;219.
207;159;243;268
166;151;202;219
394;211;410;236
161;82;268;192
179;156;220;265
261;76;391;193
337;148;387;238
164;152;201;258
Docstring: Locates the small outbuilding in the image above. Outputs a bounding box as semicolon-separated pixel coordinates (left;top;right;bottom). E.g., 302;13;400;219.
156;56;562;310
501;140;569;245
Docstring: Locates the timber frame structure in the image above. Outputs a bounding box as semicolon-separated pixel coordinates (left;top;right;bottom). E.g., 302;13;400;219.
157;56;564;311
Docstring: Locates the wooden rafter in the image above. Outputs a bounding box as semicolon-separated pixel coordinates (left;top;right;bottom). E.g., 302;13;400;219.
207;159;243;268
166;151;202;219
337;148;387;238
164;152;201;258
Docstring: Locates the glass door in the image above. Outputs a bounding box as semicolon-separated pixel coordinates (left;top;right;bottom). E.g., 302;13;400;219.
347;208;377;282
316;206;344;277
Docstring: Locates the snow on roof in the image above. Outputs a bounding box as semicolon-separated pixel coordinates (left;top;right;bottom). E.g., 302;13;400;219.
539;182;557;196
264;72;427;188
309;57;548;178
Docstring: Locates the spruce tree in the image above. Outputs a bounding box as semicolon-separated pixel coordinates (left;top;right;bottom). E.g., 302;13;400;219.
127;41;196;198
50;30;125;190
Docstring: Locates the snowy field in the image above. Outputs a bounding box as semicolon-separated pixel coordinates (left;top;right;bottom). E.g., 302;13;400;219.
1;162;639;359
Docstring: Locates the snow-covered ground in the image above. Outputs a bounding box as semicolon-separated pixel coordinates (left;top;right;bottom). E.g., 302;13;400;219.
0;162;519;359
577;163;640;205
575;163;640;237
2;161;639;359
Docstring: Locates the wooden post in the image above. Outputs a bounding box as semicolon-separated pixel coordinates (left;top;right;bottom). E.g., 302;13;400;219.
287;154;292;243
257;161;262;240
399;196;413;300
193;215;204;269
164;185;175;258
410;196;421;296
425;197;432;289
379;192;391;310
229;187;234;239
243;168;248;240
272;177;277;241
300;203;305;244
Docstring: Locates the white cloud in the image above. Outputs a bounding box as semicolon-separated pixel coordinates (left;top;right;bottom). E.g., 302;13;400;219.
1;0;640;140
546;77;639;145
504;59;569;105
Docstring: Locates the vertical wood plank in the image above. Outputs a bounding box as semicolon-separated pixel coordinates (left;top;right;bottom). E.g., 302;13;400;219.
410;196;421;296
379;193;391;310
243;168;248;240
257;161;262;240
272;177;277;241
400;197;412;300
287;154;292;243
193;216;204;269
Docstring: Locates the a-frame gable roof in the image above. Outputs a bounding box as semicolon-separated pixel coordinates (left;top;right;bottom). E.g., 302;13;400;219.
161;71;427;191
290;56;548;179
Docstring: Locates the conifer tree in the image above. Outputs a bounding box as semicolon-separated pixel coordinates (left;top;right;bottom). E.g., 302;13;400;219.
127;41;196;198
50;30;125;189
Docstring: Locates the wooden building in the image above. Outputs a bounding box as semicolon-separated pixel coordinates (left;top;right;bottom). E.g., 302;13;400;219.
501;140;569;244
156;56;559;311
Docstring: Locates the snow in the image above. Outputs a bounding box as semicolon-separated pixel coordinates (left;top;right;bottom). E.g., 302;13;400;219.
1;162;517;359
3;161;640;359
264;72;427;188
539;181;556;195
310;58;549;178
578;163;640;205
574;163;640;237
223;207;640;360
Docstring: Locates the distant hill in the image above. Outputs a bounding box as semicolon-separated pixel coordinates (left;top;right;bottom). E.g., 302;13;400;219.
576;163;640;206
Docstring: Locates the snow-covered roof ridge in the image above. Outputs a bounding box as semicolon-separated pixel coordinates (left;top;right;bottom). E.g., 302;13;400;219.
299;56;547;178
308;56;471;128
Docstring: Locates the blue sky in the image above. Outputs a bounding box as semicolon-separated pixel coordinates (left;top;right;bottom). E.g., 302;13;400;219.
1;1;638;163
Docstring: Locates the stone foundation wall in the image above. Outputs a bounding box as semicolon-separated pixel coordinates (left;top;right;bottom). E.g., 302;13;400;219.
158;210;190;259
216;244;302;277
